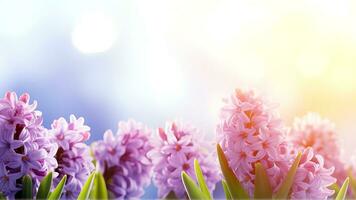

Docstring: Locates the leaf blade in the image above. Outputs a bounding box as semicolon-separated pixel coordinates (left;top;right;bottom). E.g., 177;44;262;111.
48;175;67;200
335;177;350;200
90;172;108;200
181;171;208;200
217;144;249;199
77;172;96;200
194;159;212;199
36;172;53;199
254;162;272;199
348;170;356;198
222;180;233;200
274;152;302;199
21;175;33;199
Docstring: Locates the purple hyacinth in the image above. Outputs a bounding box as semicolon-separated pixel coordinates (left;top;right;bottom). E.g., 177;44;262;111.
0;92;58;197
50;115;94;199
150;121;220;198
92;119;154;199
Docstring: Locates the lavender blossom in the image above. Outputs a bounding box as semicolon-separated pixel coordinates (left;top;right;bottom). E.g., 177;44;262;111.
50;115;94;199
150;121;220;198
0;92;58;197
92;119;153;199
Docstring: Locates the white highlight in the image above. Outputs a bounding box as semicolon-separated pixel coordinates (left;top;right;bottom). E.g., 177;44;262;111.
146;61;184;102
0;1;39;37
72;11;117;54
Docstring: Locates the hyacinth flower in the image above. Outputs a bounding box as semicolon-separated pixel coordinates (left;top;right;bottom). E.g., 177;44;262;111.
216;88;342;200
182;144;348;200
216;88;292;196
289;113;346;184
291;147;336;199
149;121;220;199
50;115;94;199
0;92;58;197
92;119;153;199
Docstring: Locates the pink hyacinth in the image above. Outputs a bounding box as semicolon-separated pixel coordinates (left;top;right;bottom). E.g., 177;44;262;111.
50;115;94;199
217;88;291;196
0;92;58;197
289;113;346;184
150;121;220;198
291;148;336;199
92;119;153;199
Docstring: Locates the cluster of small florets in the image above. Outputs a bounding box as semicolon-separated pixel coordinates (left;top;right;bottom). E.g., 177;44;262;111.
217;89;291;195
92;120;154;199
0;92;58;197
0;89;348;200
217;89;337;199
289;113;346;184
50;115;94;199
291;147;336;199
150;121;220;198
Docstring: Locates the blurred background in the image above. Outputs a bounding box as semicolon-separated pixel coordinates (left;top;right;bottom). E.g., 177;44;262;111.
1;0;356;197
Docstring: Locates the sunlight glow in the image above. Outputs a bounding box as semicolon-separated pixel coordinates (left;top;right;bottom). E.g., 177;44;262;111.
72;11;117;54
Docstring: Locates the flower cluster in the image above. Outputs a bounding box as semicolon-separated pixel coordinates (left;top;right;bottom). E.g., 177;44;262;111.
217;89;291;196
291;148;336;199
150;121;220;198
289;113;346;183
50;115;94;199
92;120;153;199
0;89;348;200
0;92;57;197
217;89;338;199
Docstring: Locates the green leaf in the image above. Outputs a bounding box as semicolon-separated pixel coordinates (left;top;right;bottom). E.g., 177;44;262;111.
164;191;178;200
330;182;340;197
36;172;53;199
274;152;302;199
0;193;5;200
217;144;249;199
222;180;233;200
254;162;272;199
48;175;67;200
21;175;33;199
331;183;340;192
335;177;350;200
77;172;96;200
194;159;212;199
348;170;356;198
181;171;208;200
90;172;108;200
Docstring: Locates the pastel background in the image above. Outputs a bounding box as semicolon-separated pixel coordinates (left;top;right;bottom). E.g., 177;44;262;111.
1;0;355;197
